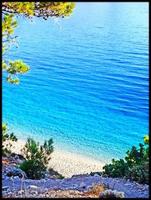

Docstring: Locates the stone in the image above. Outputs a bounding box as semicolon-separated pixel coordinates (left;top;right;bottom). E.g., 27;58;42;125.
94;173;100;177
13;176;20;180
11;153;25;160
18;190;24;195
5;166;27;178
44;188;49;193
79;182;86;189
2;168;149;198
2;186;9;191
28;185;39;190
30;190;38;195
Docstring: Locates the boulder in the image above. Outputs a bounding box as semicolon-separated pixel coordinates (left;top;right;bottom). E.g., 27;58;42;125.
10;153;25;164
28;185;39;190
4;166;27;178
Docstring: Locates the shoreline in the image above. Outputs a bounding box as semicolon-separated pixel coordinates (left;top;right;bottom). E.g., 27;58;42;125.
9;139;106;177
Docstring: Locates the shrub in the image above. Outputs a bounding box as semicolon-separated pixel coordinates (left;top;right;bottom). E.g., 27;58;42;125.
102;135;149;184
99;189;125;198
126;161;149;184
48;168;64;179
2;123;18;156
103;159;129;178
20;137;53;179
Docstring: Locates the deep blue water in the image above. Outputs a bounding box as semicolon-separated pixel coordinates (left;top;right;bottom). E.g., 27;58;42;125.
3;3;149;162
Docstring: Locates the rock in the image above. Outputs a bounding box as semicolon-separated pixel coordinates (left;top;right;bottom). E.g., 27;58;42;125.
28;185;39;190
94;173;100;177
5;166;27;178
48;168;64;179
13;176;20;180
90;172;102;176
4;192;13;197
18;190;24;195
30;190;38;195
2;167;149;198
9;153;25;165
2;186;9;191
125;183;132;187
44;188;48;192
79;182;86;189
11;153;25;160
72;174;89;178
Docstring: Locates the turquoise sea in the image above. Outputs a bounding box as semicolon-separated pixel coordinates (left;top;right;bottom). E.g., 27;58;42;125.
3;3;149;163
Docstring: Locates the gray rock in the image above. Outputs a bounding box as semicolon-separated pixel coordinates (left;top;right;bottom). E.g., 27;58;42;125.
5;166;27;178
2;173;149;198
2;186;9;191
79;182;86;189
11;153;25;160
18;190;24;195
28;185;39;190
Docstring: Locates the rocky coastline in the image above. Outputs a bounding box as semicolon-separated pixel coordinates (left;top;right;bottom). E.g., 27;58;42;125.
2;154;149;198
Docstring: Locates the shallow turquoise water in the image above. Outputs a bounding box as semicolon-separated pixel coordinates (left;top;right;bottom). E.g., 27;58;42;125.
3;3;149;162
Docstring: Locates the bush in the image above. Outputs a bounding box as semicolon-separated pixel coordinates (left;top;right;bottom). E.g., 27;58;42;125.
126;161;149;184
99;189;125;198
102;135;149;184
20;137;53;179
103;159;129;178
2;123;18;156
48;168;64;179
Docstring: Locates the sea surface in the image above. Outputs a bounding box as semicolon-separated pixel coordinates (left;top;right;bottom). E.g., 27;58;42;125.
3;3;149;162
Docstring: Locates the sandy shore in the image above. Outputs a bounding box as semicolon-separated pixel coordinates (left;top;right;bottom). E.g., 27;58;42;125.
9;139;105;177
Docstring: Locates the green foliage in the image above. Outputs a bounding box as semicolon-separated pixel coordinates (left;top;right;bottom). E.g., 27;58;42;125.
2;13;17;53
3;60;30;84
2;123;18;156
103;159;128;178
126;161;149;184
2;13;30;84
144;135;149;145
2;2;75;84
2;2;35;17
102;135;149;184
2;2;75;18
19;159;46;179
7;60;29;74
20;138;53;179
